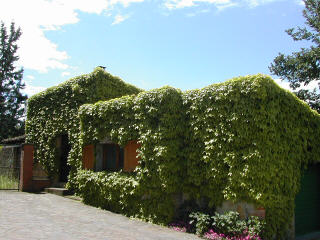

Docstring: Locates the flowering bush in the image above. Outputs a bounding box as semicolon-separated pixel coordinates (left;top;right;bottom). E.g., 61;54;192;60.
212;211;265;238
168;221;190;232
212;211;246;236
189;212;212;235
204;230;226;240
169;211;264;239
204;229;262;240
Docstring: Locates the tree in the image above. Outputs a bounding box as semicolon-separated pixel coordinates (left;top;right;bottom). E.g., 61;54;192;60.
0;21;27;141
269;0;320;113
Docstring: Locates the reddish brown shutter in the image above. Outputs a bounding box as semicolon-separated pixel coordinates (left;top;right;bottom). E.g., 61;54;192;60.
82;144;94;170
124;140;140;172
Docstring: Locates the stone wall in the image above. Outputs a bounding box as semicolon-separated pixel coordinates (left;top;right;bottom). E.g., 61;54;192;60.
216;200;265;219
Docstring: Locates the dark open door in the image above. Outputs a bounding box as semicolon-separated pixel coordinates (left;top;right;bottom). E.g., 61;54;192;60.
295;164;320;236
59;135;71;182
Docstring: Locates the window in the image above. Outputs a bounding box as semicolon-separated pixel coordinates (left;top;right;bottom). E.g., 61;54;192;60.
92;140;140;172
95;143;124;172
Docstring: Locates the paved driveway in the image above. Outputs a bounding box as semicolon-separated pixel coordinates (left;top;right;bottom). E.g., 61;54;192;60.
0;191;200;240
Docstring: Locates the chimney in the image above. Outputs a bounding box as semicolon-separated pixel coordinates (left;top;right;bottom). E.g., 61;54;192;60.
98;66;106;70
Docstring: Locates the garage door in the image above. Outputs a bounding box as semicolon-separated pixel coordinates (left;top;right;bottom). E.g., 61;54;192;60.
295;164;320;236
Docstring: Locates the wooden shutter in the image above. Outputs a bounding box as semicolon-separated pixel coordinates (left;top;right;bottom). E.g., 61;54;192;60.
82;144;94;170
123;140;140;172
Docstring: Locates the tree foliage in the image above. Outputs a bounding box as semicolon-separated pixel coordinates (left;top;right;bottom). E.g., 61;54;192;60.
269;0;320;112
0;21;27;141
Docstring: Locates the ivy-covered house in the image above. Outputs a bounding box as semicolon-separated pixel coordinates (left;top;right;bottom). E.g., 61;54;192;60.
25;67;320;239
25;67;142;185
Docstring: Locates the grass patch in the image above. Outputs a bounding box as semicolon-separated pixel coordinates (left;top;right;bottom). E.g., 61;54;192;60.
0;172;19;189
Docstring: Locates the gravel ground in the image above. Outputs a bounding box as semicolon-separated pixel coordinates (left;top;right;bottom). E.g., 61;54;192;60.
0;190;201;240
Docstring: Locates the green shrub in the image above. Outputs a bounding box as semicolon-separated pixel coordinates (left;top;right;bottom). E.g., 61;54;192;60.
212;211;247;237
189;212;213;235
212;211;265;238
75;169;176;224
187;211;265;238
246;216;265;237
76;170;140;215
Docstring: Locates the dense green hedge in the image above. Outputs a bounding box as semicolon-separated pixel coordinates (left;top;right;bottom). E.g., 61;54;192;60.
26;71;320;239
78;86;186;223
76;170;140;216
182;75;320;238
76;74;320;239
26;67;142;176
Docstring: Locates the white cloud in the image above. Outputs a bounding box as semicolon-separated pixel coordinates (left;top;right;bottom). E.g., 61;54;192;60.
186;8;211;16
216;2;238;10
299;80;319;91
22;79;46;97
110;0;145;7
112;14;130;25
23;85;46;97
245;0;279;8
274;78;292;91
0;0;77;73
0;0;143;73
61;72;71;77
0;0;304;74
26;75;35;80
296;0;305;6
165;0;232;9
164;0;294;10
19;25;69;73
246;0;303;8
274;78;319;92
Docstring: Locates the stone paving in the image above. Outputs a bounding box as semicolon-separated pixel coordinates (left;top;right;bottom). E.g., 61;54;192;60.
0;191;201;240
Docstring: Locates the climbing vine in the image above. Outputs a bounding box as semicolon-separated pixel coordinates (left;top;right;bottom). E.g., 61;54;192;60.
25;67;142;176
77;87;186;223
182;75;320;238
27;71;320;239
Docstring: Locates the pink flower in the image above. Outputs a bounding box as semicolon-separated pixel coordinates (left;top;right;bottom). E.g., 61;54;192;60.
168;222;189;233
204;229;262;240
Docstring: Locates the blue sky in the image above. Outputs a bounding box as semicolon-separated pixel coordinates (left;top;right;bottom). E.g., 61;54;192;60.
0;0;309;96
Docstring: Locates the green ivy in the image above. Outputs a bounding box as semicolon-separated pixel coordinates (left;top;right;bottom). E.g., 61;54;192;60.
77;74;320;238
25;67;142;176
75;169;177;223
75;170;140;215
78;86;186;224
189;212;212;235
27;71;320;239
183;75;320;238
211;211;265;237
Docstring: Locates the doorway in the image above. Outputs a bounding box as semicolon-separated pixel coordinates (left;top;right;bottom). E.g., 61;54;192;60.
295;164;320;237
58;135;71;182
